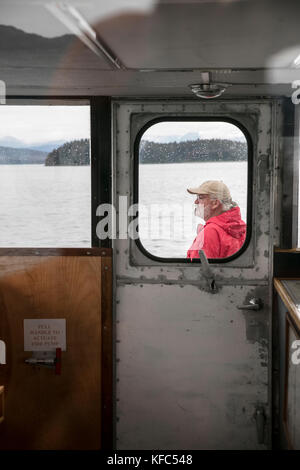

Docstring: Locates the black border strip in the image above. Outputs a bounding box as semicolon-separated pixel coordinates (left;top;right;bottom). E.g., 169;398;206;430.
91;97;112;248
281;99;296;248
133;116;253;264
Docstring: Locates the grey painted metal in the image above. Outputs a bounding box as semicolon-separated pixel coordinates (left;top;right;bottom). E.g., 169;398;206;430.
280;100;296;248
293;105;300;248
113;99;277;449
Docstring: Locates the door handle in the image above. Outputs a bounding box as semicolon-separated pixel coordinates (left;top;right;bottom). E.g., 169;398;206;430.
237;298;263;311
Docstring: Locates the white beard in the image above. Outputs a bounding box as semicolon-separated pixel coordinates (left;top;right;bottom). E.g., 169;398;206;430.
195;204;204;219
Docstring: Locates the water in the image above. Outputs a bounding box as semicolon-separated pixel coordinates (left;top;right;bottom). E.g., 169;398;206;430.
0;165;91;247
0;163;297;254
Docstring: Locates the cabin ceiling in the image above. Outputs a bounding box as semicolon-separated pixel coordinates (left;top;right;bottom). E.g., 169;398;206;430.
1;0;300;97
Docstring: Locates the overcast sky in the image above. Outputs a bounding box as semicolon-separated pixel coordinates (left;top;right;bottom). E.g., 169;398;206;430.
0;106;90;144
142;121;247;141
0;107;246;145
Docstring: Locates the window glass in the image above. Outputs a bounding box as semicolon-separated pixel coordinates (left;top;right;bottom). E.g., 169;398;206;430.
0;105;90;247
138;120;248;259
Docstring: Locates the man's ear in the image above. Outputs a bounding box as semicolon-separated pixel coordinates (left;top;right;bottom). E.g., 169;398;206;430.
211;199;221;210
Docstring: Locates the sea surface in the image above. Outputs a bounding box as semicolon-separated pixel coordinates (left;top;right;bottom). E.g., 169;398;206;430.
0;165;91;247
0;163;298;257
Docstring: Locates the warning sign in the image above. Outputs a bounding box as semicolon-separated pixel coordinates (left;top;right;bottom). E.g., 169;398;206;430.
24;319;66;351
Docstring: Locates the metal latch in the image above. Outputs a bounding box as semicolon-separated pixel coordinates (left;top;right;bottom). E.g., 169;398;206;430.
254;405;266;444
199;249;218;293
237;298;264;311
25;348;62;375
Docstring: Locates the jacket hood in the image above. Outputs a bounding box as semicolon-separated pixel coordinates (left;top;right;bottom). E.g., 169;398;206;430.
206;206;246;239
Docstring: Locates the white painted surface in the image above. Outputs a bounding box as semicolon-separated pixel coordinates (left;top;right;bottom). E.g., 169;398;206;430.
0;340;5;364
24;319;66;352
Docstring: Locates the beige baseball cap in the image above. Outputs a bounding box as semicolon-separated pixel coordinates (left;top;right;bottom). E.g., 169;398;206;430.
187;180;232;202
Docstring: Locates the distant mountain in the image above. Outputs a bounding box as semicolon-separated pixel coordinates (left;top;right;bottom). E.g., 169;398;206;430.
142;133;245;143
0;146;47;164
0;137;67;153
142;132;200;143
0;136;27;148
143;135;181;143
178;132;200;142
29;141;67;152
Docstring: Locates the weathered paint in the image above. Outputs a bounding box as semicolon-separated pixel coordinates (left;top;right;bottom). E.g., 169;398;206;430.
113;100;276;449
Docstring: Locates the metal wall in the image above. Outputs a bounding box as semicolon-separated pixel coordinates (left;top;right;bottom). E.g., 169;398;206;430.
113;100;278;449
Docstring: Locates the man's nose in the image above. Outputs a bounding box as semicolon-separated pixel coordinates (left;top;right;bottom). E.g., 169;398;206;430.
195;198;199;204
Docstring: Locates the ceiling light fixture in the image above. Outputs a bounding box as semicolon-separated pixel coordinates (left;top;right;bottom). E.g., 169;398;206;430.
189;71;231;98
189;82;231;99
46;2;125;69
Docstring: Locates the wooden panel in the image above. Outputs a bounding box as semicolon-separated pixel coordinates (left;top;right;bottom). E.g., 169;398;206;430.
101;255;113;449
0;255;107;450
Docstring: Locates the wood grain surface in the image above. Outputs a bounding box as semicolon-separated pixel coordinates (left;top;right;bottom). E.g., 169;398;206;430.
0;254;110;450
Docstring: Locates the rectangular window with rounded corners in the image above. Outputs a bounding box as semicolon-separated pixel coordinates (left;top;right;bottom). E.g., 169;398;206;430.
135;118;252;263
0;103;91;247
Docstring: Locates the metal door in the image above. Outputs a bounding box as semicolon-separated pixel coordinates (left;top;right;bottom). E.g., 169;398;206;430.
113;100;276;450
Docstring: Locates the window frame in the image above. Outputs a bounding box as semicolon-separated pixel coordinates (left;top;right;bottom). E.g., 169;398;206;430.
0;96;104;249
133;116;253;264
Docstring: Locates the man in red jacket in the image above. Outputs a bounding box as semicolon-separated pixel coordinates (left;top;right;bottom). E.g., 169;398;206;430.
187;180;246;260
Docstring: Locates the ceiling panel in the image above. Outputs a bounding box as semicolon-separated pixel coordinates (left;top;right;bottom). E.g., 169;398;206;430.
0;0;299;96
90;0;300;69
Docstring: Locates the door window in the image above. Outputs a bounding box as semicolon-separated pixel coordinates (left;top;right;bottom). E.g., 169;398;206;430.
137;119;250;260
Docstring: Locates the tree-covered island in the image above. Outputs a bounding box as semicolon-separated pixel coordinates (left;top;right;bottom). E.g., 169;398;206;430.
45;139;90;166
140;138;247;164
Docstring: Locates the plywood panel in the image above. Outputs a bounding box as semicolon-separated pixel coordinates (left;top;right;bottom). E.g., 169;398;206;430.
0;254;106;450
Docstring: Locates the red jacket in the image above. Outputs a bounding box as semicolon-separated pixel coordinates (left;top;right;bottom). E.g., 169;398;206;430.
187;206;246;260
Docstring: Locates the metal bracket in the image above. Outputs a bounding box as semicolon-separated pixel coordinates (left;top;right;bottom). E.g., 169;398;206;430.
199;250;218;294
25;348;62;375
254;405;266;444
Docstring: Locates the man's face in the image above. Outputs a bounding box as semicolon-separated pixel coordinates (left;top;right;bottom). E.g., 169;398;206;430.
194;194;218;222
